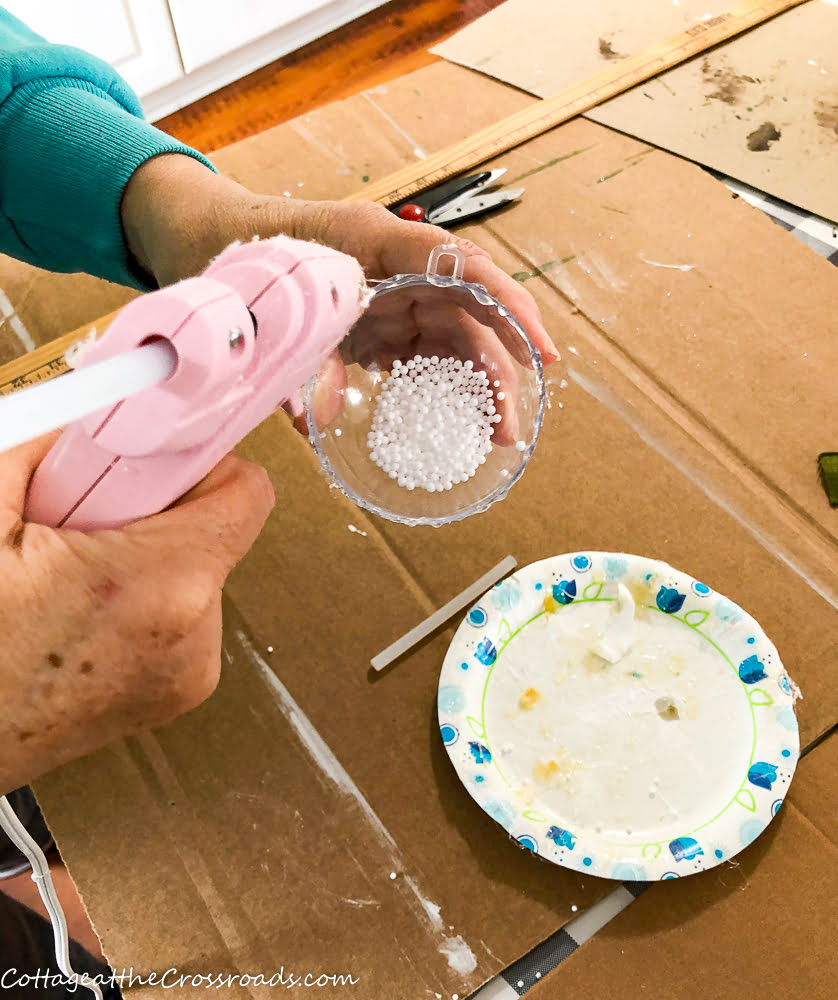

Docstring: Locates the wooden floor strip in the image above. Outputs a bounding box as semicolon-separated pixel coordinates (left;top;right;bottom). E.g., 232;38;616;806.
156;0;505;153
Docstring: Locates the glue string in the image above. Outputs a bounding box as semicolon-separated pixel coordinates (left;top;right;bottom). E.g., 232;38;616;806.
0;795;103;999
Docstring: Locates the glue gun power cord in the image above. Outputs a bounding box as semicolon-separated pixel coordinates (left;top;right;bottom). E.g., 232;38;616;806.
0;794;103;999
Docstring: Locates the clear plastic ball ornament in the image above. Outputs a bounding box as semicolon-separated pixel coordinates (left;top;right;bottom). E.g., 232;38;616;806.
304;244;546;526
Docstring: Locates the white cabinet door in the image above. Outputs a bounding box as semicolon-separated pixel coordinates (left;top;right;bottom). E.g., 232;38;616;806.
2;0;183;97
168;0;385;72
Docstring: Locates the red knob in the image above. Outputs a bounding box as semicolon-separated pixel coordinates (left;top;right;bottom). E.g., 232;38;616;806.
398;204;425;222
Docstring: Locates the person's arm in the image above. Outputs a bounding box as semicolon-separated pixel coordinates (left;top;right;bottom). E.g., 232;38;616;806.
0;6;214;287
0;7;557;359
120;154;561;365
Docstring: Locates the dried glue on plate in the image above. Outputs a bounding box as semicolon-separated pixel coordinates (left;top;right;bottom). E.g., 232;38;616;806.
591;583;637;663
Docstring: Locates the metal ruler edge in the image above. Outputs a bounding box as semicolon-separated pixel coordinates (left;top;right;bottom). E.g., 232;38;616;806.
0;0;805;395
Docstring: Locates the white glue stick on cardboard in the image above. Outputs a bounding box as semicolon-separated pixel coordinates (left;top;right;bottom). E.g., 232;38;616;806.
371;555;517;671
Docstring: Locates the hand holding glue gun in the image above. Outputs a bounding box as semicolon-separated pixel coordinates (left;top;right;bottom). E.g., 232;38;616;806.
0;232;366;800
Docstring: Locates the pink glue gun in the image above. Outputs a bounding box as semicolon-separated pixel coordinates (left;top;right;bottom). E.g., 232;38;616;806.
24;236;366;530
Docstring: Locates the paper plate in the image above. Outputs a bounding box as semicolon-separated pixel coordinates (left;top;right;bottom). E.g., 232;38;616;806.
438;553;800;881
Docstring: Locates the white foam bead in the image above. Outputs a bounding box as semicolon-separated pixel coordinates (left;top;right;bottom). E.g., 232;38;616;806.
368;354;497;491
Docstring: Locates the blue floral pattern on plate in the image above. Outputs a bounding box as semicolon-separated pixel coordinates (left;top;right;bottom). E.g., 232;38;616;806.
438;552;799;882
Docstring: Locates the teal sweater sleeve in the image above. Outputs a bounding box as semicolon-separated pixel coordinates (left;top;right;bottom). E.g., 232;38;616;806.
0;7;215;288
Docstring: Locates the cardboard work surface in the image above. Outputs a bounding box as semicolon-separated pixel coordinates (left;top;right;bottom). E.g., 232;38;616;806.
526;732;838;999
433;0;838;224
11;60;837;998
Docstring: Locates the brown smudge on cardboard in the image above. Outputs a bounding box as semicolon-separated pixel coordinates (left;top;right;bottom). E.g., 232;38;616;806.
433;0;838;221
701;57;758;106
598;36;625;61
507;145;597;184
746;121;781;151
814;100;838;137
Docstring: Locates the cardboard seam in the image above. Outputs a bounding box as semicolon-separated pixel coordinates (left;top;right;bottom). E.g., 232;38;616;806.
793;722;838;849
119;731;273;998
4;272;40;332
482;221;838;611
276;415;441;618
567;366;838;628
785;797;838;856
360;90;430;162
228;622;485;990
779;789;838;856
800;719;838;760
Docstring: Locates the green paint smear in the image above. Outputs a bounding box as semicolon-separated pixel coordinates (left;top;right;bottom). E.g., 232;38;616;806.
507;145;597;184
624;147;656;161
474;51;500;68
659;79;676;96
818;452;838;506
511;255;575;282
597;168;623;183
535;257;574;275
361;175;370;183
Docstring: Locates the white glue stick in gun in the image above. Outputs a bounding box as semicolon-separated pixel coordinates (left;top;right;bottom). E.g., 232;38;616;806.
20;236;367;530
